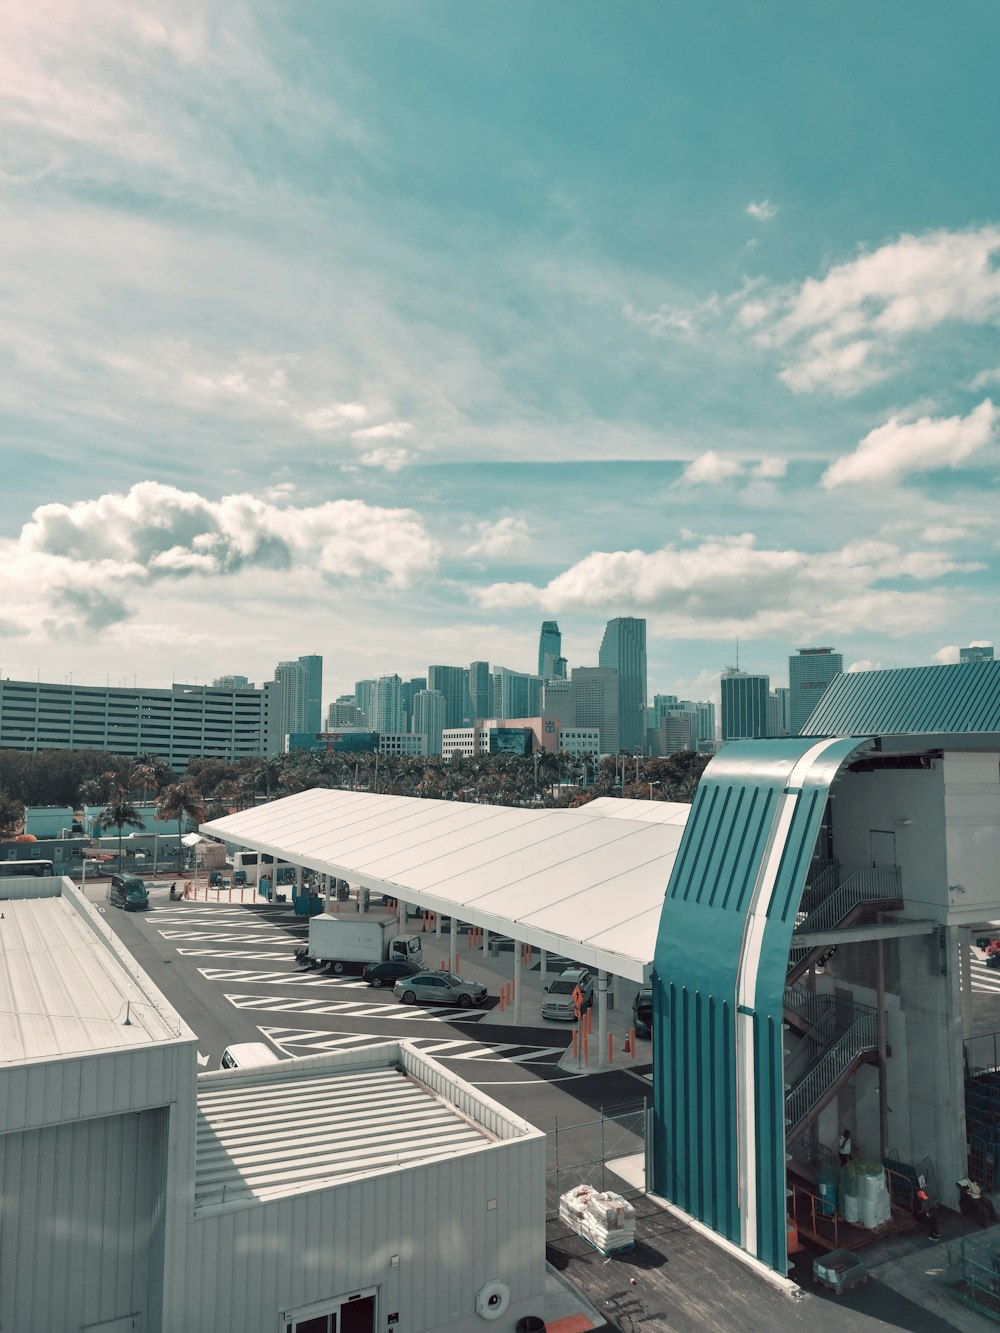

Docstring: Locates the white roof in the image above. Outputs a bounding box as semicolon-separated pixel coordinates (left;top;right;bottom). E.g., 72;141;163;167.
0;879;189;1063
202;790;691;981
194;1041;538;1211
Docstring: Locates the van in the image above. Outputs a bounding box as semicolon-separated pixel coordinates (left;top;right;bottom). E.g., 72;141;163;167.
107;873;149;911
220;1042;280;1069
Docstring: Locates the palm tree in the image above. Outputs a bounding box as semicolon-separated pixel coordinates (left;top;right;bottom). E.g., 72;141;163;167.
156;782;206;874
95;785;144;869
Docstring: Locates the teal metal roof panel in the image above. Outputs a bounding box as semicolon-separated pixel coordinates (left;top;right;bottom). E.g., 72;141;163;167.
804;660;1000;737
651;735;870;1272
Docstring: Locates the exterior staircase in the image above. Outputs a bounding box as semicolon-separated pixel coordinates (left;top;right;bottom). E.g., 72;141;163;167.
786;866;903;984
784;1000;878;1141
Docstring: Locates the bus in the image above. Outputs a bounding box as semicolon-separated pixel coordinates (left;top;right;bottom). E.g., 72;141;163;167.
0;859;56;878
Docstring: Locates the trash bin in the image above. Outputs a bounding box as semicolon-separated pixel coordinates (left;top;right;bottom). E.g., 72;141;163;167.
515;1319;545;1333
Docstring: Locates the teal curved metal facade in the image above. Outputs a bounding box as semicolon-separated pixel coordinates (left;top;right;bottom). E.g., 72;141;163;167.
651;735;869;1272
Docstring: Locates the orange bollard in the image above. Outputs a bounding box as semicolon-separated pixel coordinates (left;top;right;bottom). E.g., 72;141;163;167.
572;1028;578;1059
630;1027;636;1058
608;1032;614;1064
455;950;460;971
499;990;506;1013
583;1034;589;1066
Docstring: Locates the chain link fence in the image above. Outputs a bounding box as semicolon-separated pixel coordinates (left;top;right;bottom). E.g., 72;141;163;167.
545;1098;649;1215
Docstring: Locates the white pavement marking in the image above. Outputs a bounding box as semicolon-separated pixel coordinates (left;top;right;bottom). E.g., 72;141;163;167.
260;1026;564;1065
159;930;297;943
223;992;486;1022
972;956;1000;993
196;1051;210;1067
178;948;300;961
199;967;365;989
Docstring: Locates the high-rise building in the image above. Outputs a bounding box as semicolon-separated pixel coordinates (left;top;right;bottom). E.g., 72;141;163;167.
369;674;403;733
768;687;790;737
490;667;542;720
721;669;770;741
537;621;566;680
598;617;647;753
212;674;250;689
789;647;843;735
400;677;427;733
469;661;491;721
327;700;366;728
354;679;376;723
427;666;470;729
960;645;995;663
273;655;323;738
542;678;573;727
571;666;620;754
412;688;446;756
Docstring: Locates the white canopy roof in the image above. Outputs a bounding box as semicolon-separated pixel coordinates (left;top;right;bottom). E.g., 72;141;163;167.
201;790;691;981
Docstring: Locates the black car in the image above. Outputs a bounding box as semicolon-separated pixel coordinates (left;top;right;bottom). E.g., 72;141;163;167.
107;873;149;911
362;959;423;989
632;985;653;1037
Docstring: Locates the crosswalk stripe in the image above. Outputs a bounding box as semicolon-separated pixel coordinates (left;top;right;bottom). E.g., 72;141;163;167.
159;930;296;943
199;967;365;988
258;1026;563;1065
223;992;486;1022
178;949;300;961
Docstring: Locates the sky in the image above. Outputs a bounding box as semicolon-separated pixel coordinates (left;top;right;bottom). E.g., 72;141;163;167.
2;1;999;711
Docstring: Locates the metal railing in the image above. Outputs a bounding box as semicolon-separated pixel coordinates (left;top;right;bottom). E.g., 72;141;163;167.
785;1005;840;1088
799;862;838;916
795;866;902;937
784;982;831;1028
785;1003;877;1136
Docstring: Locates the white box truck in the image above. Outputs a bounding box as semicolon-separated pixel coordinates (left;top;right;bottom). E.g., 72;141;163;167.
299;912;423;974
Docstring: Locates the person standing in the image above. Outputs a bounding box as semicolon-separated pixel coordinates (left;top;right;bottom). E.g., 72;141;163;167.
838;1129;852;1166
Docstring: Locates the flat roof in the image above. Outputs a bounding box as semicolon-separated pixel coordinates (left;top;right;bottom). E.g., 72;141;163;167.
194;1042;537;1211
202;791;692;980
0;878;189;1063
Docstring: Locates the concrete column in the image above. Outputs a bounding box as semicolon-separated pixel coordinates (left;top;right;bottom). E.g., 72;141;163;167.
961;926;974;1038
436;912;443;937
540;948;548;986
514;945;523;1025
482;927;489;957
450;921;458;973
323;874;332;913
598;970;609;1069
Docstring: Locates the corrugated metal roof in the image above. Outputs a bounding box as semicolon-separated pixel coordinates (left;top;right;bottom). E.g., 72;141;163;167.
804;659;1000;736
195;1051;499;1209
0;881;187;1063
202;791;691;981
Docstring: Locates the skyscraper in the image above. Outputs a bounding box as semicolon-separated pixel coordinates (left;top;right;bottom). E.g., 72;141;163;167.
490;667;542;720
721;669;770;741
273;656;322;737
427;666;470;728
400;677;427;733
354;679;376;723
537;621;565;680
960;645;995;663
789;647;843;735
571;666;619;754
598;617;647;753
469;661;491;721
369;674;403;733
412;688;446;756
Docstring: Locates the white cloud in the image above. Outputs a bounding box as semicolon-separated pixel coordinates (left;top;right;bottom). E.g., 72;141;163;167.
355;446;410;472
624;295;721;339
932;645;961;664
746;200;777;222
970;366;1000;390
679;451;745;485
847;660;884;673
465;517;531;559
476;531;982;642
351;421;413;441
300;402;371;432
0;482;439;632
822;399;997;488
677;453;788;486
747;226;1000;394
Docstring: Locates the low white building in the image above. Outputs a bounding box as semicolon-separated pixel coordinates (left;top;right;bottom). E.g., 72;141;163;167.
0;875;546;1333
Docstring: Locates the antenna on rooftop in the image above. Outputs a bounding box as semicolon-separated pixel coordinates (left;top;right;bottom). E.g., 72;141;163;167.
735;637;740;671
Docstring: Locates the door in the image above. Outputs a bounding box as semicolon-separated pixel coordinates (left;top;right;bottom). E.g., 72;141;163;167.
870;829;896;868
283;1290;376;1333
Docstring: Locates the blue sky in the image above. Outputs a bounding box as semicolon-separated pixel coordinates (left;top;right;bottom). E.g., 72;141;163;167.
2;1;999;708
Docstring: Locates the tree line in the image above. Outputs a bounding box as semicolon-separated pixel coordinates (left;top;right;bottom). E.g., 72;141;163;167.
0;745;712;841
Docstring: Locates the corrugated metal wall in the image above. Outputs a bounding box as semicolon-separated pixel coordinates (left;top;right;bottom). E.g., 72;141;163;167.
0;1107;168;1333
170;1136;545;1333
652;737;866;1271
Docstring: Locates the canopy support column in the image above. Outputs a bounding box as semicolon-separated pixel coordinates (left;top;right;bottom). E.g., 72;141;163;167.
450;922;458;973
598;970;609;1068
514;945;523;1024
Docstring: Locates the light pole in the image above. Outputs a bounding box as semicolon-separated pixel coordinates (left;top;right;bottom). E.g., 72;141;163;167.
648;780;660;800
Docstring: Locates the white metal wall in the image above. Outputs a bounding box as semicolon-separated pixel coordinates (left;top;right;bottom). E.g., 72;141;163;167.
169;1135;546;1333
0;1108;168;1333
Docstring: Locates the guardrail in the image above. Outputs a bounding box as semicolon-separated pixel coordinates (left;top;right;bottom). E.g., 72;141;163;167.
785;1003;877;1135
795;866;902;937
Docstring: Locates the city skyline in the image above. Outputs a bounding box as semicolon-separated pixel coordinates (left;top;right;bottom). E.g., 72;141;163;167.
3;6;1000;703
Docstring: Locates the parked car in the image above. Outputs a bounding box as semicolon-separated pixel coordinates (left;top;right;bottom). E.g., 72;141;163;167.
632;984;654;1037
393;970;488;1008
107;873;149;911
220;1042;280;1069
542;967;594;1021
362;959;423;989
